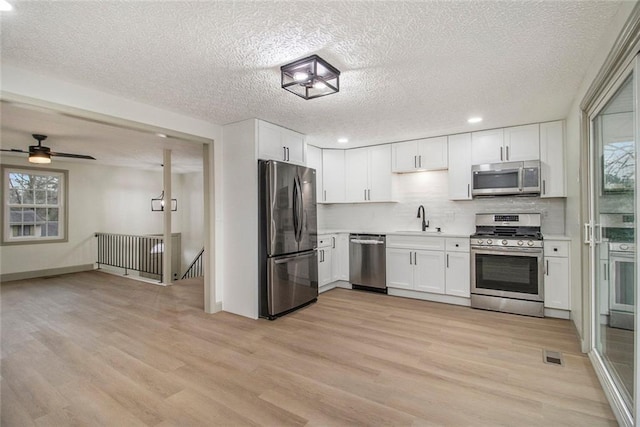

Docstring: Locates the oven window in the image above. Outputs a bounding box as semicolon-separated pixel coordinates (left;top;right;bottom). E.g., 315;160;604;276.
473;170;519;190
475;253;539;294
613;258;634;307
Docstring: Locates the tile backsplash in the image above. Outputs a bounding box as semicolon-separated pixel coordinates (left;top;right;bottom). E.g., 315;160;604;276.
319;170;566;235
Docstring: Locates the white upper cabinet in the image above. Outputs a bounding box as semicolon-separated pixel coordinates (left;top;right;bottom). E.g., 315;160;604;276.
306;145;323;203
392;136;448;173
539;121;566;198
257;120;306;165
447;133;472;200
471;128;504;164
471;124;539;164
322;149;346;203
503;124;540;162
345;144;392;202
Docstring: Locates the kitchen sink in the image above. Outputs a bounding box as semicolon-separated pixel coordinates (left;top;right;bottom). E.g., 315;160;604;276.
393;229;442;234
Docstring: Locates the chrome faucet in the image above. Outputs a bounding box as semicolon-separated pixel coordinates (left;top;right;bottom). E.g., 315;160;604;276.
417;205;429;231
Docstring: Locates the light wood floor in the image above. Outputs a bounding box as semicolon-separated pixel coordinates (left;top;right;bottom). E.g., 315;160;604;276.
2;271;616;426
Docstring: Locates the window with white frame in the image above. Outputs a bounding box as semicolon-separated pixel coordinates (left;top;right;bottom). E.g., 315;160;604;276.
2;166;68;244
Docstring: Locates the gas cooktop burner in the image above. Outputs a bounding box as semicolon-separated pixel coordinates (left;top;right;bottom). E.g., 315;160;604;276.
471;213;544;248
471;231;543;240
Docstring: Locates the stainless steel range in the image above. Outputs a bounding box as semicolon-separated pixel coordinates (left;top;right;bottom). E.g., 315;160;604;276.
470;213;544;317
601;213;635;330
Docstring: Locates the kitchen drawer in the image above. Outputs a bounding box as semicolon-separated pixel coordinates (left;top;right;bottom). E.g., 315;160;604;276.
544;240;569;258
445;238;469;253
318;235;335;249
387;235;445;251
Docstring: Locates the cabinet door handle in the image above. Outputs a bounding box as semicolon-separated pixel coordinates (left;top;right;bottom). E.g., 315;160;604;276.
414;252;417;265
542;180;546;195
409;252;412;265
287;147;291;161
467;184;470;198
506;146;509;161
500;146;503;161
324;190;327;201
446;254;449;268
414;155;417;168
367;189;371;200
419;155;422;168
545;260;549;276
604;263;608;280
364;189;367;201
332;236;335;249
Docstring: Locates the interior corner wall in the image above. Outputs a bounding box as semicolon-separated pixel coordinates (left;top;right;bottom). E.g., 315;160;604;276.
563;1;636;347
178;171;204;272
0;157;187;277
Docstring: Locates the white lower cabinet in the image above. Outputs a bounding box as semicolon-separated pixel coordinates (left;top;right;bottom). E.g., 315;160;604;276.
335;233;349;281
543;240;570;310
386;236;469;301
446;251;470;297
318;233;349;292
386;248;415;290
318;235;334;290
414;251;446;294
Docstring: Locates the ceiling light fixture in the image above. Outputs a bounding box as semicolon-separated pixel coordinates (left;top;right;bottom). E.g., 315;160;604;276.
155;133;168;138
0;0;13;12
468;117;483;124
281;55;340;100
151;191;177;212
337;138;348;144
29;149;51;164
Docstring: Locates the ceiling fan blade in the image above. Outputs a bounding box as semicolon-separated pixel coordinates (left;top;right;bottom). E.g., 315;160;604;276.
0;148;30;154
50;152;96;160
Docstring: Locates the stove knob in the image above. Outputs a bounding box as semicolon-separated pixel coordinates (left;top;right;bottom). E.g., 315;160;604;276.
518;240;524;246
621;244;629;251
477;239;483;245
527;240;534;246
502;239;508;245
487;239;493;245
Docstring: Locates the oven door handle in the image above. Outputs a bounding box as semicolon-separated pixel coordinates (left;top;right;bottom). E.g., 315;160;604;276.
471;247;543;256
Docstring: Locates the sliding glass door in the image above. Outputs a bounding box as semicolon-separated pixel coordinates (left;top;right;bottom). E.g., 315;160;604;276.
590;62;637;420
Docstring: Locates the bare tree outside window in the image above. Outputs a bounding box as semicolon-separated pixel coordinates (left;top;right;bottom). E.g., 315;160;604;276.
2;166;67;244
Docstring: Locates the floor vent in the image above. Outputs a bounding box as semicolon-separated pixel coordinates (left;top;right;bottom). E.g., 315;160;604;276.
543;349;564;366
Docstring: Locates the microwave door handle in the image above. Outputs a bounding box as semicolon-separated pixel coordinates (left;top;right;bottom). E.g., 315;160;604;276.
518;167;524;192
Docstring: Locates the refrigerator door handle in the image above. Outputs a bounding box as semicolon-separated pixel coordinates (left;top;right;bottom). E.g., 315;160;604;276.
293;175;303;242
298;175;305;242
292;176;300;242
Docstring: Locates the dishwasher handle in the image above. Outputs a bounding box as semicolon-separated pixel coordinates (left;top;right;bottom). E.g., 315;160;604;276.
350;239;384;245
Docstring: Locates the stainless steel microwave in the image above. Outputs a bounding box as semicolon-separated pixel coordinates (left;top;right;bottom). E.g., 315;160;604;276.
472;160;540;196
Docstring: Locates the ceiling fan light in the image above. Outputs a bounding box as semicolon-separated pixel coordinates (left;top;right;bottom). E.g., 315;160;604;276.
29;151;51;164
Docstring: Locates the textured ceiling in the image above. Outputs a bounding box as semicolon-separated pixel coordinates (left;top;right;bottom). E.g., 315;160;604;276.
0;102;204;173
0;0;626;158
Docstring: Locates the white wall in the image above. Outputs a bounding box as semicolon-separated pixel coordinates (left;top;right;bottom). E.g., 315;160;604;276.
178;171;204;271
221;119;259;319
0;157;203;277
564;1;636;345
1;65;222;311
320;170;566;235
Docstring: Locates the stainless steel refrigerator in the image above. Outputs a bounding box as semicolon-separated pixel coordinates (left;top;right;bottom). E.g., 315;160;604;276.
259;160;318;319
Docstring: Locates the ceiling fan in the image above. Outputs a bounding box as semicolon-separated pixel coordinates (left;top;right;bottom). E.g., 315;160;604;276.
0;134;96;164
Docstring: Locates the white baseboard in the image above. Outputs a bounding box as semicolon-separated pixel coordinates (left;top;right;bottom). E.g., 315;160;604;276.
387;288;471;306
1;264;95;283
544;308;570;319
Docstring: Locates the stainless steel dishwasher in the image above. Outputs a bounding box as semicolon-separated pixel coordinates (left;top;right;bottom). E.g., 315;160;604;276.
349;234;386;292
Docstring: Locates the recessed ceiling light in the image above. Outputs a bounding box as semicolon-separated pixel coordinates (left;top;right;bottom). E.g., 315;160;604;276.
0;0;13;11
467;117;483;124
156;133;168;138
337;137;348;144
